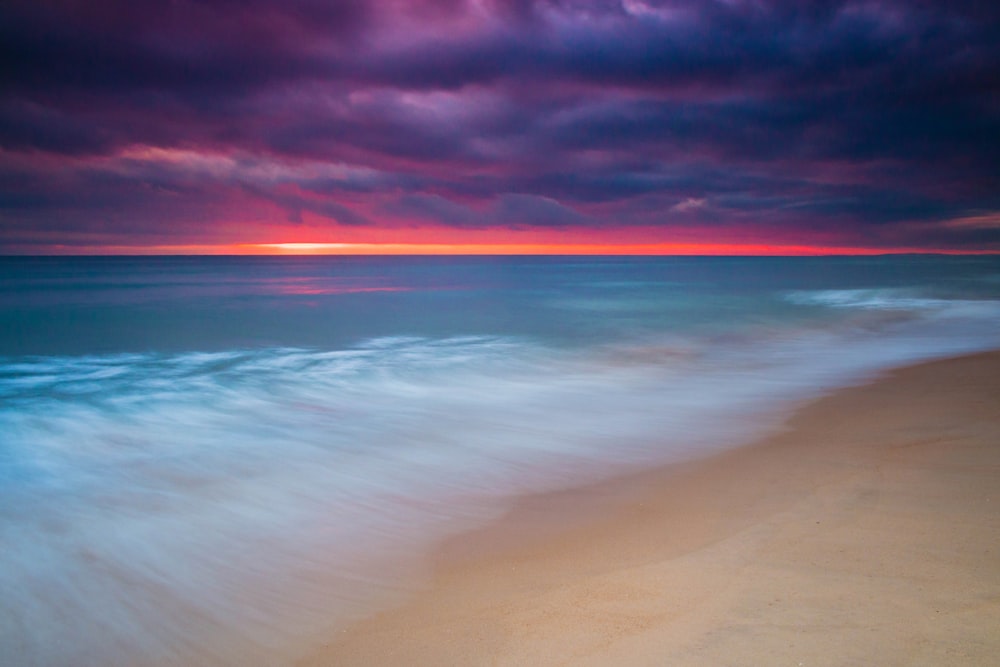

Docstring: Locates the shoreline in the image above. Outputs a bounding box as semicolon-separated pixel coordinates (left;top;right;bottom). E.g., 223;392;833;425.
300;351;1000;666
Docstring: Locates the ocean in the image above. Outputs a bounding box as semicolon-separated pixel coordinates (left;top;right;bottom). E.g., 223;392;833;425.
2;255;999;665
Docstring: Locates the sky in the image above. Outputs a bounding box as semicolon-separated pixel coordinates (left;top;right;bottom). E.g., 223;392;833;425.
1;0;998;254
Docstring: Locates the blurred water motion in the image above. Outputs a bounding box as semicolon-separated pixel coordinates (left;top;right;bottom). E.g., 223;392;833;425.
2;255;999;665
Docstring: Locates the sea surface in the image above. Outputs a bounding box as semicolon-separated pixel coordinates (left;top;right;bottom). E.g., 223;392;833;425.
2;255;1000;665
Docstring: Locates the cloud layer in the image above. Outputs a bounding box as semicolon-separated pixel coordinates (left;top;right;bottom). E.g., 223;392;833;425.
2;0;999;251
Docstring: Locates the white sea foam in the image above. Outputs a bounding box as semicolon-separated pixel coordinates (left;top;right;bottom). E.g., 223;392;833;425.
2;298;1000;665
786;287;965;311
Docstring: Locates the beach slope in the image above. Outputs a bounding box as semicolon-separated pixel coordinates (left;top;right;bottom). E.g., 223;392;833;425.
302;352;1000;666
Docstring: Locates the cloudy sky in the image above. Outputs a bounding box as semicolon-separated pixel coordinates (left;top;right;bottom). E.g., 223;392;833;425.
2;0;998;253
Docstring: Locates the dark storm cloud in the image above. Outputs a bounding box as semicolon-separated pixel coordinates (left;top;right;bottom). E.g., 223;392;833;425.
1;0;999;249
0;1;365;93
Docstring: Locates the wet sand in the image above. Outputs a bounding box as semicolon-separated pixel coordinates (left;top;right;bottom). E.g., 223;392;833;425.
301;352;1000;666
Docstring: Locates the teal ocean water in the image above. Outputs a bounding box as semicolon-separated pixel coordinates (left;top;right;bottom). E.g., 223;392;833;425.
2;255;1000;665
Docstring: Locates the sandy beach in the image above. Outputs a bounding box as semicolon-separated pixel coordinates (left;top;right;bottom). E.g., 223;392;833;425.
301;351;1000;666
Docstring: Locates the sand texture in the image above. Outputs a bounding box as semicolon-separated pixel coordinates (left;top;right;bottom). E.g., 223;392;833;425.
301;352;1000;666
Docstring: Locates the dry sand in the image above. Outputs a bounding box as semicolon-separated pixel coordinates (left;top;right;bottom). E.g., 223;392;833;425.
300;352;1000;666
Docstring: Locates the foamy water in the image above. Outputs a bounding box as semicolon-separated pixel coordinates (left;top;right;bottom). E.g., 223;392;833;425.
1;256;999;665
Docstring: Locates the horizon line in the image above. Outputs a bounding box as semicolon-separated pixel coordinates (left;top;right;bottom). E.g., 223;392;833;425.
2;242;998;257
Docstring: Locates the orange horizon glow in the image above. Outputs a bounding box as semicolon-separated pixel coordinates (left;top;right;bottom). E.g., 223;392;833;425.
12;242;1000;256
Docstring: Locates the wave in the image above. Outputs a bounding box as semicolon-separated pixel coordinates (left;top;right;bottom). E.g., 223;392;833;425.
3;302;1000;664
784;287;1000;313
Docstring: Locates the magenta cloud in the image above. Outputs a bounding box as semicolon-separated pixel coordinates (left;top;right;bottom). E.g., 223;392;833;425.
1;0;998;250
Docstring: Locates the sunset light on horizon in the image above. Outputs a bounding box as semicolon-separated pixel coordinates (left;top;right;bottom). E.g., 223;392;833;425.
18;242;1000;257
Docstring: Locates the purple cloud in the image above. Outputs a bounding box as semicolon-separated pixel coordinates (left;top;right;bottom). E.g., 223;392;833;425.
1;0;999;250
